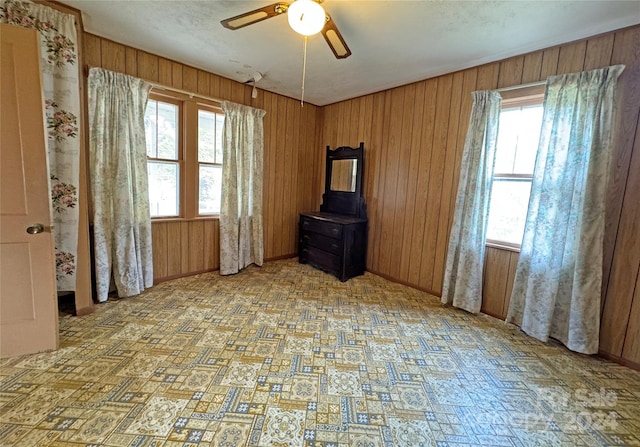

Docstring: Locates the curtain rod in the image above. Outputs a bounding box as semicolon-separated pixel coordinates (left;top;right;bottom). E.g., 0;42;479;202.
496;80;547;92
84;65;224;106
149;83;223;106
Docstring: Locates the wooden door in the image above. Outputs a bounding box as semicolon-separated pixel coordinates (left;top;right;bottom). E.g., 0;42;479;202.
0;24;59;358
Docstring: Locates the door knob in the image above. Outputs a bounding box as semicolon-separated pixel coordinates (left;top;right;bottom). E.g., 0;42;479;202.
26;223;45;234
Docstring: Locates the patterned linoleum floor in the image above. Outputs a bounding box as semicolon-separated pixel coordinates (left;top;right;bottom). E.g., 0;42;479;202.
1;259;640;447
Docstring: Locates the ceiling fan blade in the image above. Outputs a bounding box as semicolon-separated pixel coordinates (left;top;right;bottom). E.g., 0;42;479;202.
321;13;351;59
221;3;289;30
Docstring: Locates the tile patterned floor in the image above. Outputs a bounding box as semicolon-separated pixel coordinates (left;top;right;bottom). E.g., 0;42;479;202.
1;259;640;446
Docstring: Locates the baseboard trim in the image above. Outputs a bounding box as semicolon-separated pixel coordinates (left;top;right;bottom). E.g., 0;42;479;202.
365;268;441;298
153;255;298;285
481;309;506;321
265;254;297;262
154;268;218;284
597;351;640;371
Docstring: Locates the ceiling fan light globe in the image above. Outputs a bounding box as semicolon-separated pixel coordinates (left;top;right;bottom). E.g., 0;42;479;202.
287;0;325;36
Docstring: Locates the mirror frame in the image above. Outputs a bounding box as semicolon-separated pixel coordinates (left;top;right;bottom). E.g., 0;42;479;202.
320;142;366;218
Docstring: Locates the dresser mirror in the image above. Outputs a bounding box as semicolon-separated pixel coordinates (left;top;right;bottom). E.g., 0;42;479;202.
299;142;368;281
321;142;366;218
330;159;357;192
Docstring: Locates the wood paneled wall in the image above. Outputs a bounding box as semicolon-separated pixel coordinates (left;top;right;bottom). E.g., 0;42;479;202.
82;33;321;282
319;25;640;367
599;25;640;367
481;247;519;320
151;220;220;280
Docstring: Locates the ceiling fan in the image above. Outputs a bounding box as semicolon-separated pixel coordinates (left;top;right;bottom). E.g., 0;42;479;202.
221;0;352;59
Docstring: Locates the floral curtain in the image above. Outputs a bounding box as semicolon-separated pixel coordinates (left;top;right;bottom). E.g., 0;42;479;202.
88;68;153;302
506;65;625;355
1;0;81;291
441;91;502;313
220;101;267;275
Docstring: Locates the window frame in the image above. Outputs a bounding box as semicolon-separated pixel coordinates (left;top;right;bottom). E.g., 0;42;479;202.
195;104;224;216
146;90;224;221
145;93;184;219
485;85;546;251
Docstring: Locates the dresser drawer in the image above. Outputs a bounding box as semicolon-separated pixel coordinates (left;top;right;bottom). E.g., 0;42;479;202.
301;232;343;256
299;212;367;282
300;217;342;239
300;247;341;273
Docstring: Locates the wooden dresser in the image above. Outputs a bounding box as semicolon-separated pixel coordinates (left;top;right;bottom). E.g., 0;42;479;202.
299;143;368;282
299;212;367;282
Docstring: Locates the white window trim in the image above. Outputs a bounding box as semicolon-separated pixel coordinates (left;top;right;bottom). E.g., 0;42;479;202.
486;85;546;249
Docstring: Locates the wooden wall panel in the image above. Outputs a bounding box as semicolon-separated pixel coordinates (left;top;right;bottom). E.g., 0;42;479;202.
151;223;168;279
420;75;452;291
83;33;101;68
407;80;437;287
622;264;640;364
475;63;499;90
166;223;182;277
171;62;183;89
365;93;387;270
137;52;158;82
539;47;560;80
434;72;464;293
390;85;415;281
264;92;276;258
147;220;221;280
319;25;640;369
83;33;320;283
498;56;524;87
482;248;519;320
188;220;205;273
100;39;125;73
584;34;614;70
197;70;210;96
599;26;640;363
378;88;404;276
125;47;137;77
521;52;543;84
158;58;172;86
556;40;587;74
482;248;511;318
180;221;189;273
398;82;426;281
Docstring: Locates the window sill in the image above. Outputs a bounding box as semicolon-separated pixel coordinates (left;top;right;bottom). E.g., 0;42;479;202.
485;241;521;253
152;215;220;223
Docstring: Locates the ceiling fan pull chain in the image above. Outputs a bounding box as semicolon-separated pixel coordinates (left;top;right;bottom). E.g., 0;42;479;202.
301;35;308;107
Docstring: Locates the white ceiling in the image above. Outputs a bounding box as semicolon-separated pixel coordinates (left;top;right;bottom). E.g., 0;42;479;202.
61;0;640;106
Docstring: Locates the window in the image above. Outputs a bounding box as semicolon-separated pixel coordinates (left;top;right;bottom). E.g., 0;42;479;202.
486;90;545;248
145;98;181;218
197;109;224;215
144;92;224;219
